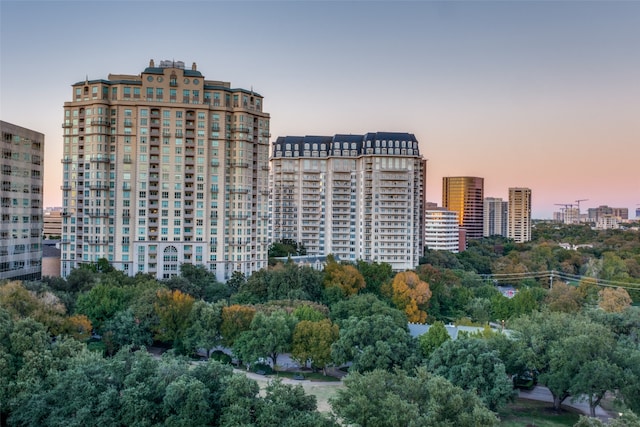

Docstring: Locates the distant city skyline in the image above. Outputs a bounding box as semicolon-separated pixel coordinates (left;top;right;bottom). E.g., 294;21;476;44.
1;1;639;218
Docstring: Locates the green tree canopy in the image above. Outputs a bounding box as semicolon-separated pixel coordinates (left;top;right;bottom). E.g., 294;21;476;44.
233;310;297;369
427;337;514;411
291;319;339;373
330;367;498;427
418;321;450;358
331;314;418;373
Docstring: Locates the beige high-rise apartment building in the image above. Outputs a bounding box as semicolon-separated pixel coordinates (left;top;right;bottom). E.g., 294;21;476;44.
508;187;532;243
1;121;44;281
43;208;63;238
269;133;426;271
442;176;484;239
61;60;270;281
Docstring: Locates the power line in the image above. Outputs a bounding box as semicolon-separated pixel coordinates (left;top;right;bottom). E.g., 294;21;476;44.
479;270;640;291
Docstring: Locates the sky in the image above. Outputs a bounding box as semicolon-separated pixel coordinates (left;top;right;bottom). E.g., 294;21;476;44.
1;0;639;219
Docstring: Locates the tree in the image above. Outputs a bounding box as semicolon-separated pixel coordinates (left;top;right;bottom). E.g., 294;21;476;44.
60;314;92;341
323;256;365;300
509;311;624;412
234;268;270;304
226;271;246;294
330;367;498;427
292;319;339;373
385;271;431;323
330;293;407;329
163;375;214;426
153;289;195;349
574;412;640;427
183;300;224;358
220;304;256;347
65;266;98;293
220;376;336;427
598;287;632;312
545;282;584;313
418;321;450;358
101;308;153;355
0;281;67;334
233;310;297;369
267;262;324;302
75;283;131;330
268;239;307;258
331;314;418;373
356;260;394;297
292;304;327;322
427;337;514;411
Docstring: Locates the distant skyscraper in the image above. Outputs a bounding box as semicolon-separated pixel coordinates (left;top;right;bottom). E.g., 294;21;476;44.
483;197;508;237
636;208;640;219
61;60;270;281
43;208;63;239
269;132;426;271
508;187;532;243
424;207;459;253
1;121;44;281
442;176;484;239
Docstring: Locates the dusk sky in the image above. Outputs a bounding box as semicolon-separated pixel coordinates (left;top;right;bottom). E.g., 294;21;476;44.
1;1;639;218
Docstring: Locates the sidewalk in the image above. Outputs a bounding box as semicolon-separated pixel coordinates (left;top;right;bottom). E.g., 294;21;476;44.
518;386;613;422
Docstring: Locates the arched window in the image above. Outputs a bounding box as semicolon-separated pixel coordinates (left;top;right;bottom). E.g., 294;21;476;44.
163;245;179;278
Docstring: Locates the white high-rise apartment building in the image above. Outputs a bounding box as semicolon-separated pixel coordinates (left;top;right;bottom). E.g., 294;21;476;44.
424;207;459;253
269;133;426;271
508;187;532;243
61;60;270;281
483;197;508;237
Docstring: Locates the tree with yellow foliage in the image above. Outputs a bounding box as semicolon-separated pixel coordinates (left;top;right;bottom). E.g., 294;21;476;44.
323;255;365;300
61;314;93;341
387;271;431;323
220;304;256;347
598;287;632;313
153;289;195;346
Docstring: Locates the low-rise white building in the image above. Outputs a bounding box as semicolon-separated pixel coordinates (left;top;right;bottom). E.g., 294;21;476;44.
424;207;459;253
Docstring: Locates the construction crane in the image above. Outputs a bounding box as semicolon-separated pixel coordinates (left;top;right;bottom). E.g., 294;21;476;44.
575;199;588;221
575;199;588;214
555;203;577;224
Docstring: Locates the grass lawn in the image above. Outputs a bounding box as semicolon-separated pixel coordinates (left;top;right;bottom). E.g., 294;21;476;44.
498;399;582;427
273;370;342;382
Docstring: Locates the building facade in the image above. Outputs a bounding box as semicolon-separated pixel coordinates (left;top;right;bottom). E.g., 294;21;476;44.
269;133;426;271
43;208;63;238
442;176;484;239
424;207;459;252
483;197;507;237
507;187;532;243
1;121;44;281
61;60;270;281
588;205;629;222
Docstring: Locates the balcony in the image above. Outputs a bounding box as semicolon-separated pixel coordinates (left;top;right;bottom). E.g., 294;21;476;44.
89;155;110;163
228;187;249;194
229;161;249;168
226;212;250;220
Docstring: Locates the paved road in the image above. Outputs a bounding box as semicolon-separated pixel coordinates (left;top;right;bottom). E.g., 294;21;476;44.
518;386;612;421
